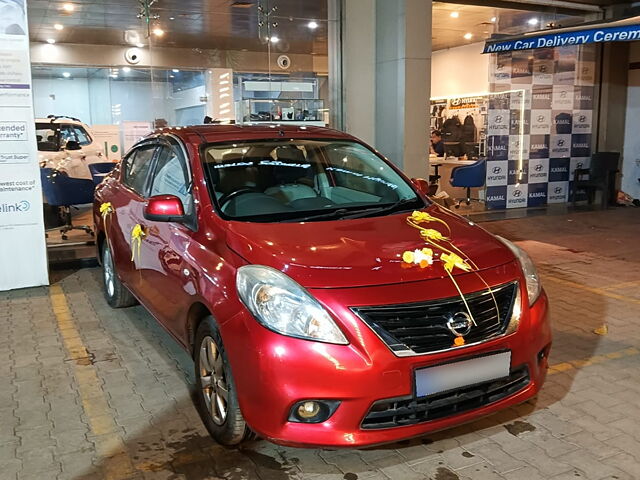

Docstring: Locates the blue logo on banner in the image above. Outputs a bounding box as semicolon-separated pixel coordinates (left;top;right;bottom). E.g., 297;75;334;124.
486;186;508;210
527;183;548;207
549;158;571;182
483;23;640;53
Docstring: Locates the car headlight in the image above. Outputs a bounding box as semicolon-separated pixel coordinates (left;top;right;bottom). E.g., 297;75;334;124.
497;236;541;305
236;265;348;345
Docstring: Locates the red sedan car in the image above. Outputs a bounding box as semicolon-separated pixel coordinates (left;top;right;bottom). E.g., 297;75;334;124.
93;125;551;448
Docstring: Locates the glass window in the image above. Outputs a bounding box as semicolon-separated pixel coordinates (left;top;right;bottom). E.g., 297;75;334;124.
35;123;60;152
72;126;92;145
202;139;423;222
150;143;192;210
123;145;156;195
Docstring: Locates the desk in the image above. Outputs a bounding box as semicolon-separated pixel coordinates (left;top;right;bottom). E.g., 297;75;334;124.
430;158;476;178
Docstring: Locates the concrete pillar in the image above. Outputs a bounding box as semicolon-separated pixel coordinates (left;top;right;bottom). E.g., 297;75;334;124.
337;0;432;178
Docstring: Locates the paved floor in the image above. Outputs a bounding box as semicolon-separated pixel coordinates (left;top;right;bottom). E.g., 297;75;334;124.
1;208;639;480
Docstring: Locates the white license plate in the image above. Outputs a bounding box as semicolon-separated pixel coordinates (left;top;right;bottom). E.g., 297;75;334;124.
415;351;511;398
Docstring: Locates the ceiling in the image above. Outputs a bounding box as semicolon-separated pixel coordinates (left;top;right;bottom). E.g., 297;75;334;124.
432;2;591;51
27;0;328;54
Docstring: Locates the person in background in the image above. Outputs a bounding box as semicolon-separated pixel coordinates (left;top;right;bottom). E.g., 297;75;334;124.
430;130;444;157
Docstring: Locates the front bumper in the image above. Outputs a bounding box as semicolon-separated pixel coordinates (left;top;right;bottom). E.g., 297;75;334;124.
221;273;551;448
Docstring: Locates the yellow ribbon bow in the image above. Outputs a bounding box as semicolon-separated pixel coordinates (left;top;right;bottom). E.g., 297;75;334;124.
420;228;448;242
441;252;472;273
130;224;146;262
100;202;113;224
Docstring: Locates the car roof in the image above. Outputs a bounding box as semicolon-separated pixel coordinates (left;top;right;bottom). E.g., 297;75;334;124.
149;124;357;144
35;117;85;125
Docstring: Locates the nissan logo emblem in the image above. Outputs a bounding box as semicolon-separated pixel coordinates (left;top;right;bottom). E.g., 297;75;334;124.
446;312;473;337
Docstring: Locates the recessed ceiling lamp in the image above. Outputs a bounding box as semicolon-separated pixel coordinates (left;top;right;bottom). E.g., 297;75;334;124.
54;23;64;30
450;11;459;18
269;35;279;43
491;17;497;23
62;71;71;77
46;38;56;44
307;20;318;29
122;66;131;72
172;69;179;73
62;3;74;12
169;16;175;20
464;32;473;40
152;27;164;37
528;18;539;26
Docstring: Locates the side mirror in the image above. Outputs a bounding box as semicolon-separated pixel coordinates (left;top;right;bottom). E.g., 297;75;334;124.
65;140;81;151
144;195;186;223
411;178;432;196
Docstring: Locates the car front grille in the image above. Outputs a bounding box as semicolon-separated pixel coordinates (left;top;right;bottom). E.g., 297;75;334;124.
352;281;518;356
361;365;530;429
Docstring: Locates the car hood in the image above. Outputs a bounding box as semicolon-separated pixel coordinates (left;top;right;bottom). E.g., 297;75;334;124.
225;204;515;289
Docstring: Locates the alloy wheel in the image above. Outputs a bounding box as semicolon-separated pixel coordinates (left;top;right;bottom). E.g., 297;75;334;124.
199;335;229;426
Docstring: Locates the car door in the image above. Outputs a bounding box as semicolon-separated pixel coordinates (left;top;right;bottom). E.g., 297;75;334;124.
106;142;158;296
134;137;197;339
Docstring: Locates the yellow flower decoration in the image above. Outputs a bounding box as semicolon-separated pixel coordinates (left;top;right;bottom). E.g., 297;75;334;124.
402;248;434;268
130;224;146;262
441;252;472;273
420;228;448;242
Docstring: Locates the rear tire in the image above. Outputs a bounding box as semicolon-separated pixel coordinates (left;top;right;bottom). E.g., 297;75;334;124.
194;316;249;446
102;242;137;308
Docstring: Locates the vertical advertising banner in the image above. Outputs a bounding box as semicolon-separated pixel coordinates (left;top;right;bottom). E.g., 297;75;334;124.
0;0;48;291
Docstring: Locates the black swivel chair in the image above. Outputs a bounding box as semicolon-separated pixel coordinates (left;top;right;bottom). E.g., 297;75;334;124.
572;152;620;208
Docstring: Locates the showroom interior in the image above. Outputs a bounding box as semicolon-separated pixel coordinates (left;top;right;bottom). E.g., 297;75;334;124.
1;0;640;479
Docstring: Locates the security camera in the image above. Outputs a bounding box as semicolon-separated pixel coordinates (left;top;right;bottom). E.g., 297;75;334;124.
124;47;142;65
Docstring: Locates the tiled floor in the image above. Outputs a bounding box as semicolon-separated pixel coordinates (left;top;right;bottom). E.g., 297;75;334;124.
1;207;639;480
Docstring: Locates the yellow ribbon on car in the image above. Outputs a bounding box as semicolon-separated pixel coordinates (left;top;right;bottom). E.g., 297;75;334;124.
100;202;113;225
130;224;146;262
401;210;500;341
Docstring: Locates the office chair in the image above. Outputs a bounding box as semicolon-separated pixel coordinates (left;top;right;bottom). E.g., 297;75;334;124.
40;168;95;240
88;162;117;187
450;159;486;209
572;152;620;208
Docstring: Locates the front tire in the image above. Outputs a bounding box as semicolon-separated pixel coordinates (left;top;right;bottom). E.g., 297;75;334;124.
102;242;137;308
194;316;249;446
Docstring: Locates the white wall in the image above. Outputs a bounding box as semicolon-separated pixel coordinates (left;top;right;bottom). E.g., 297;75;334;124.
32;77;92;120
623;42;640;199
431;42;489;98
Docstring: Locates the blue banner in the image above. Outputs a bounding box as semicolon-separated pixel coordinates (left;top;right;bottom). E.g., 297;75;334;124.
483;23;640;53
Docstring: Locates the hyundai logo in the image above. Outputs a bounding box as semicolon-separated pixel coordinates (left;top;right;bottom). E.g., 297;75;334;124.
554;186;563;194
534;163;543;172
539;65;548;73
495;115;503;123
560;90;567;98
577;162;584;169
557;139;565;147
492;166;502;174
537;115;545;123
513;189;522;197
579;115;587;122
446;312;473;337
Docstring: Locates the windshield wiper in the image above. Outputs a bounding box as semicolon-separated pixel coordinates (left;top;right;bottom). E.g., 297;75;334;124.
340;198;422;219
282;207;352;223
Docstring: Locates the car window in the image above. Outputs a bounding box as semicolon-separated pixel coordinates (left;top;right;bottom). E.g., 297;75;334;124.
149;142;192;211
72;126;92;145
201;139;423;222
35;123;60;151
122;145;157;196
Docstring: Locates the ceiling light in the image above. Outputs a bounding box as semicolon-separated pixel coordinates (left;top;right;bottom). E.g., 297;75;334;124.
464;33;473;40
307;21;318;29
46;38;56;44
122;66;131;72
169;75;175;78
62;71;70;78
169;16;175;20
491;17;497;23
269;36;279;43
62;3;74;12
54;23;64;30
172;68;179;73
528;18;539;26
152;27;164;36
450;11;459;18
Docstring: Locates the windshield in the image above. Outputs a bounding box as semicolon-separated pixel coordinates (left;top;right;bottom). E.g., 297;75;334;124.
202;139;425;222
36;123;61;151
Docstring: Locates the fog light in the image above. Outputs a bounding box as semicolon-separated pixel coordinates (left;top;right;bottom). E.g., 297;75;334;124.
298;401;320;419
288;400;341;423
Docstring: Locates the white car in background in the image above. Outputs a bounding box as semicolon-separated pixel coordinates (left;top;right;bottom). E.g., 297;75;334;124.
37;116;105;180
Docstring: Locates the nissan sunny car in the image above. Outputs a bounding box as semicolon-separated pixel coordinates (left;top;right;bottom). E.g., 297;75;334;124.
93;125;551;448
